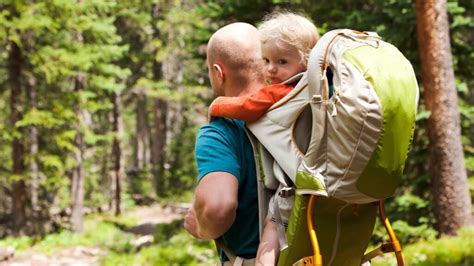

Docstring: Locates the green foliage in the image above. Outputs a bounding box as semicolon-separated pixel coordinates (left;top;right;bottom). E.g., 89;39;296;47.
0;236;33;251
373;227;474;265
34;220;134;255
0;218;133;254
153;219;184;243
163;112;199;197
101;230;218;266
370;195;438;245
391;220;437;244
0;212;218;266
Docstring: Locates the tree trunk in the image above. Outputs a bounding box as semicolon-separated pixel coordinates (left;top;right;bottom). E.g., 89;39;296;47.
112;91;124;216
150;3;167;197
151;98;167;197
26;74;39;214
21;0;40;221
8;40;28;235
415;0;473;235
70;73;85;232
100;146;111;212
134;94;150;171
70;129;85;232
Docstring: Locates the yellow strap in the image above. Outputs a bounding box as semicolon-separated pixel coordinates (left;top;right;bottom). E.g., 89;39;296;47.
378;201;405;266
307;195;323;266
293;255;315;266
362;242;399;263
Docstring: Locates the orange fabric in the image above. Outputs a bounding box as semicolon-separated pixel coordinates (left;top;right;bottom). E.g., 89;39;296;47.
210;84;294;123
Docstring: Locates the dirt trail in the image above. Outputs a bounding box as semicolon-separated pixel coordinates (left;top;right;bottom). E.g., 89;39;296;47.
0;203;189;266
124;203;188;235
0;246;104;266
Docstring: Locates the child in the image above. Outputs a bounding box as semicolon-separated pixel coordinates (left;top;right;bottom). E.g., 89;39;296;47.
209;11;320;265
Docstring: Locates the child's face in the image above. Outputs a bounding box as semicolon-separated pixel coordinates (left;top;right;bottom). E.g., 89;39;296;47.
261;41;306;84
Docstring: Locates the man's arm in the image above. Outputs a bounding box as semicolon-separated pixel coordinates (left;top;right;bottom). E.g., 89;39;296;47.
184;171;238;240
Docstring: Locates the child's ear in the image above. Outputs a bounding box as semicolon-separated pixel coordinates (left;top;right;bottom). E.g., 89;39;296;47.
213;63;224;83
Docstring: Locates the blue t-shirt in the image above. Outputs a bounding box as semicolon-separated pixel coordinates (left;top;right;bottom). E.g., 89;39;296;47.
195;118;259;261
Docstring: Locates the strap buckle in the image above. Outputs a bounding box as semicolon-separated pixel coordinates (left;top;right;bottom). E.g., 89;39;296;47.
312;95;322;104
278;187;295;198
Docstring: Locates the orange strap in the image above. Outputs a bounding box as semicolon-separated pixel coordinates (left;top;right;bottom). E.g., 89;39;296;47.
307;195;322;266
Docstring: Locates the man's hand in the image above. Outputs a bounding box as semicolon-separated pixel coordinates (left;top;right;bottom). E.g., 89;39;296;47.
184;206;200;238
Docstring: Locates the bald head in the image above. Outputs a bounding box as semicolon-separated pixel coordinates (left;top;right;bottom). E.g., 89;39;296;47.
207;23;265;96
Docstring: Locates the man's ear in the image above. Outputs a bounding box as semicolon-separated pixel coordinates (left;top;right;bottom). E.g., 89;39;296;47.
213;63;224;84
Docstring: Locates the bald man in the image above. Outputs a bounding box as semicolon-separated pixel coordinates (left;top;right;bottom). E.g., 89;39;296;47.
184;23;265;265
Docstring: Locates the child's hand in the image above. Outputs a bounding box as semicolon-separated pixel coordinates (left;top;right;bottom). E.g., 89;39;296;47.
208;100;216;122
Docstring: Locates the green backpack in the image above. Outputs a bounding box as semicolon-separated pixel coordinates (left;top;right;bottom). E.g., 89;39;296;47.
246;29;419;265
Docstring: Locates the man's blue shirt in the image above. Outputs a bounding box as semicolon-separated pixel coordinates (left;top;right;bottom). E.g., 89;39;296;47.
195;118;259;261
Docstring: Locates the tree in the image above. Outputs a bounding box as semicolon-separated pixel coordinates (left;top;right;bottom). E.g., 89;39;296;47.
111;90;124;215
8;39;28;235
415;0;473;235
151;2;167;197
70;70;86;232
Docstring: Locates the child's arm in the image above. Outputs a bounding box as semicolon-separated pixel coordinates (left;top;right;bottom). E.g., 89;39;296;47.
210;84;293;123
256;219;280;266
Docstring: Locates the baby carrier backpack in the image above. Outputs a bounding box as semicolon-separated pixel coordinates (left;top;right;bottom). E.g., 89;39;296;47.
244;29;419;265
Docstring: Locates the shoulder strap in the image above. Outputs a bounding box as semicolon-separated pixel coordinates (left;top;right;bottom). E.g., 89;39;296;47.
215;239;237;263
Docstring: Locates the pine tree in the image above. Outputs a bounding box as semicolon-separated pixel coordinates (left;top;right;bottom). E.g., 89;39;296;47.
415;0;473;235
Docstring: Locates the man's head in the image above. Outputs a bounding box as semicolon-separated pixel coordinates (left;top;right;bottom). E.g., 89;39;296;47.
206;23;265;97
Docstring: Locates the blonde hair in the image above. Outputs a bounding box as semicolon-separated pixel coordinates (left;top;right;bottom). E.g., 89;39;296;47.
258;11;319;66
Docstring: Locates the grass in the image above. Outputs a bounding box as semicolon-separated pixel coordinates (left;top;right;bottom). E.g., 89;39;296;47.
101;230;218;266
0;211;218;265
1;209;472;265
372;226;474;265
0;235;33;251
0;219;135;255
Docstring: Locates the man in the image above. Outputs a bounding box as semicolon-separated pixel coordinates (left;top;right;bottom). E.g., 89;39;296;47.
184;22;265;265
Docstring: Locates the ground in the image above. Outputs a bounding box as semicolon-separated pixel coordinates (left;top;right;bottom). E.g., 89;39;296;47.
0;203;189;266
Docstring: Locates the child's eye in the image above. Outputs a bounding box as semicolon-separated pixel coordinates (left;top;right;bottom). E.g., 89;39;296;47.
278;59;287;64
263;58;270;64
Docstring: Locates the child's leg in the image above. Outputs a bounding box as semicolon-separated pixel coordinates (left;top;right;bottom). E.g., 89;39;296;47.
256;185;293;265
256;218;280;266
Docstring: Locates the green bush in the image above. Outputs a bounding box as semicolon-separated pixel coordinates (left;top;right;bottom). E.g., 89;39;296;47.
153;219;184;243
372;194;437;247
101;230;218;266
0;236;33;251
390;220;437;244
373;227;474;265
34;219;134;254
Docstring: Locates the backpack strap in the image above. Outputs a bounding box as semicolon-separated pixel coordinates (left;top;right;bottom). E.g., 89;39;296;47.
215;239;256;266
272;193;289;250
271;185;296;251
215;239;237;263
361;201;404;265
338;29;382;48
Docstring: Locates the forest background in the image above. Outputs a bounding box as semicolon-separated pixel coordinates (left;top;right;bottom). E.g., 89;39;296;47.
0;0;473;265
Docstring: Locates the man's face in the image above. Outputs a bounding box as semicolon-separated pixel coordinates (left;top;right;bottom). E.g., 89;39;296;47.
207;57;224;97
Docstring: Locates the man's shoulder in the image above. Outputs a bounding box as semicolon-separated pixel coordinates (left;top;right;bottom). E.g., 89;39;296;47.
199;118;245;137
196;118;249;155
